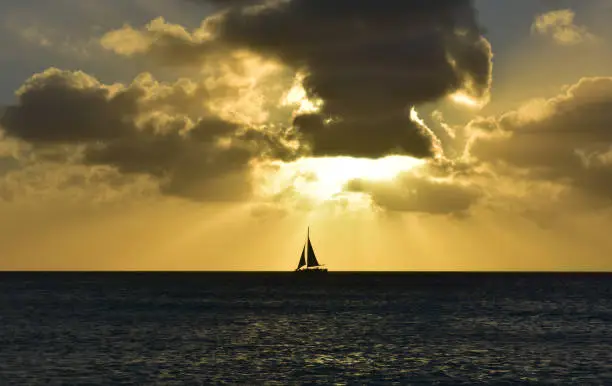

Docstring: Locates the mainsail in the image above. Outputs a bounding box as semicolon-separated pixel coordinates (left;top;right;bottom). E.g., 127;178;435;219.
306;238;320;267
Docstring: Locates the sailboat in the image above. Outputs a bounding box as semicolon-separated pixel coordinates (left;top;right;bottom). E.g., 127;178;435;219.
295;228;328;273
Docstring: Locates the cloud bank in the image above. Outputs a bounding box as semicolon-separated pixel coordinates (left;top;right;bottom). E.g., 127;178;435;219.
101;0;493;159
469;76;612;206
0;68;298;201
0;0;496;216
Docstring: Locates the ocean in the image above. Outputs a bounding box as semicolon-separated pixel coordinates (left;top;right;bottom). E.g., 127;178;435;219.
0;273;611;384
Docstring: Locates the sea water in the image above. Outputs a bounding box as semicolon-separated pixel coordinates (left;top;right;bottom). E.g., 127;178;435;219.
0;273;611;384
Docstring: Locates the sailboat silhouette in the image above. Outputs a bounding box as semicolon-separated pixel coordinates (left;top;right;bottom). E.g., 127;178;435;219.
295;227;328;273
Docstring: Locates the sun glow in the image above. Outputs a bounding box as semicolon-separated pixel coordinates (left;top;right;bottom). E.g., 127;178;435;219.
281;71;323;115
449;91;487;109
257;156;426;203
409;107;444;159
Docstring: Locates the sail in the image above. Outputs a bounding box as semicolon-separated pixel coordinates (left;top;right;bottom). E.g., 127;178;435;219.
297;246;306;270
306;238;320;267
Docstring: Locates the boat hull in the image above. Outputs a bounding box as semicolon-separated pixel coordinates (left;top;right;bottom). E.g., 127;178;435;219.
294;267;328;273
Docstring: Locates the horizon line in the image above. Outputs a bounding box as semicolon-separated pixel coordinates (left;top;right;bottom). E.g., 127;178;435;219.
1;270;611;274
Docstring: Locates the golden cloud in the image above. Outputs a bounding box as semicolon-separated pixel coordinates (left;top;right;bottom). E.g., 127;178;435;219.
531;9;598;46
468;76;612;202
0;68;301;202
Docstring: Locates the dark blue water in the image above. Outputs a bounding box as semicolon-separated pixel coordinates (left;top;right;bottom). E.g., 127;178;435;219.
1;273;611;384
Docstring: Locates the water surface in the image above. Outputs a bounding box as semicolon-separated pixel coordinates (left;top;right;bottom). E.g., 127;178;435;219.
1;272;611;384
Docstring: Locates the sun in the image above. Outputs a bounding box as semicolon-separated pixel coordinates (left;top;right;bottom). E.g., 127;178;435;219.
256;155;425;203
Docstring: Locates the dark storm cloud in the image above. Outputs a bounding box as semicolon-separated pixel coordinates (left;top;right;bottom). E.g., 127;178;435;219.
0;68;297;201
470;77;612;200
1;71;141;142
293;113;434;158
103;0;493;159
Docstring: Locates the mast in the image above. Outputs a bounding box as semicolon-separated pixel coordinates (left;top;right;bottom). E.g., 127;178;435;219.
297;228;309;270
305;227;309;267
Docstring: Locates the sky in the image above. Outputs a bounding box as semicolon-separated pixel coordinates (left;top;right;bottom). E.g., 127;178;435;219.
1;0;612;271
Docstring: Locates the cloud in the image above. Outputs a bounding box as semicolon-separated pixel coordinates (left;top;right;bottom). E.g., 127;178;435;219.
0;68;299;201
101;0;493;159
100;16;219;61
346;175;481;216
4;22;98;59
531;9;597;46
0;162;158;205
345;161;483;216
2;68;141;142
469;76;612;202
